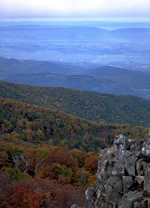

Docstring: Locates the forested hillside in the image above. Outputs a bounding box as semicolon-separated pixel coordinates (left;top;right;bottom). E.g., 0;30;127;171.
1;81;150;127
0;96;149;207
0;91;149;207
0;97;148;152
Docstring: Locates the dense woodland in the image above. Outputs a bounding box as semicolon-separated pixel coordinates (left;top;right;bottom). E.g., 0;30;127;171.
0;97;148;152
1;81;150;127
0;138;99;207
0;82;149;207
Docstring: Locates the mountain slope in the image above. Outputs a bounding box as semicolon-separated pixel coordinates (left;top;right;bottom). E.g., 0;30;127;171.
84;66;150;98
0;97;148;152
0;56;81;76
1;81;150;127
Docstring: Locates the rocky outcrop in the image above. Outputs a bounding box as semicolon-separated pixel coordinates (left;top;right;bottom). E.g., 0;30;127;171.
82;131;150;208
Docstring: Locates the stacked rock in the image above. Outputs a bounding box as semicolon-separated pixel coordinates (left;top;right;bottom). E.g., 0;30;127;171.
85;131;150;208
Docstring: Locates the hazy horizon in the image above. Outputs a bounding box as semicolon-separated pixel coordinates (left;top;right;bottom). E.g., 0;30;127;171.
0;18;150;22
0;1;150;69
1;0;150;21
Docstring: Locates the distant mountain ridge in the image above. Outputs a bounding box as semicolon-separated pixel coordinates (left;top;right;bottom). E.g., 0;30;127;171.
1;81;150;127
0;56;82;76
1;25;149;39
0;57;150;100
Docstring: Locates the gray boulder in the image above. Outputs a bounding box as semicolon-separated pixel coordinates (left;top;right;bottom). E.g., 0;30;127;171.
73;132;150;208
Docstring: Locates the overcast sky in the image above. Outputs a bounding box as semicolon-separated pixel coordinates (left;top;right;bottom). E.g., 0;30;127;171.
0;0;150;20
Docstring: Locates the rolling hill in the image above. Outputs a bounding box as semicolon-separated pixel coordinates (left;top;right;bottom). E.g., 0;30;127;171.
0;97;148;152
0;57;150;100
0;56;81;76
1;81;150;127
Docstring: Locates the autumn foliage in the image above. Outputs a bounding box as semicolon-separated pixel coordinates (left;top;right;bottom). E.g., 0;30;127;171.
0;96;148;207
11;184;41;208
0;138;100;207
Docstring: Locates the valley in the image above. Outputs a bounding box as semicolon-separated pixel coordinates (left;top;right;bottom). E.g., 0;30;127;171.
0;19;150;208
0;22;150;69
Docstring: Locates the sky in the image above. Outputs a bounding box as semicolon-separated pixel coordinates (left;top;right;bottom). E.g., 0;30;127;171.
0;0;150;20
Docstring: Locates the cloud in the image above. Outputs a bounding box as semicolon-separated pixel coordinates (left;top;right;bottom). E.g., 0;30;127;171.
0;0;150;19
